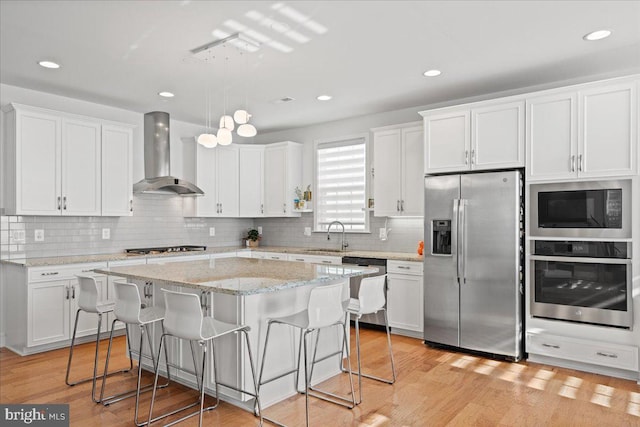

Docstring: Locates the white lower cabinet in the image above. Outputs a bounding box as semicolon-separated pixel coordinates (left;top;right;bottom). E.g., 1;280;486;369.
0;263;108;353
28;264;108;348
527;331;639;372
386;260;423;336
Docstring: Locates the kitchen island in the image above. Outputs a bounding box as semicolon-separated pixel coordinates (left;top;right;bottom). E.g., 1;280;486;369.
95;257;374;409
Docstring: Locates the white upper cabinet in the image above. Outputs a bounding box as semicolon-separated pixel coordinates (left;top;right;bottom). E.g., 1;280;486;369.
239;145;264;217
264;141;302;217
193;144;239;217
471;101;524;170
421;99;524;174
101;124;133;216
423;110;470;173
61;118;101;215
373;123;424;216
6;108;62;215
527;79;637;181
3;104;133;216
580;82;637;178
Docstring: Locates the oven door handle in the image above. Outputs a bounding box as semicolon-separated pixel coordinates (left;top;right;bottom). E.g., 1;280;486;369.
530;255;631;264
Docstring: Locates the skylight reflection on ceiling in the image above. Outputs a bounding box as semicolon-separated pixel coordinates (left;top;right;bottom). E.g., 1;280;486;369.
271;2;328;34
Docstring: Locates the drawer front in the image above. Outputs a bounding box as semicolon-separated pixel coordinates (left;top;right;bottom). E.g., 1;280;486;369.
252;251;287;261
527;332;638;371
287;254;341;265
387;260;423;275
29;262;108;282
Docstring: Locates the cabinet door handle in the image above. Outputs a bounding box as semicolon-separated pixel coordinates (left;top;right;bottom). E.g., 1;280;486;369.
283;203;286;213
41;272;59;276
596;351;618;359
578;154;583;172
570;155;575;172
57;196;61;210
397;265;411;270
295;258;305;261
220;203;223;214
401;200;405;212
63;196;67;210
270;256;280;260
322;260;332;264
130;200;133;212
471;149;475;165
81;269;93;273
261;204;264;214
542;343;560;349
397;200;400;212
465;150;469;165
65;287;70;300
72;286;76;299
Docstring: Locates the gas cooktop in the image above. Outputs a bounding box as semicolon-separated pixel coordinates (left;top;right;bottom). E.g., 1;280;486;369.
125;245;207;255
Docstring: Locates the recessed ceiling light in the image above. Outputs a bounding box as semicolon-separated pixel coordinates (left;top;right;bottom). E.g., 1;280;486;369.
317;95;332;101
38;60;60;69
583;30;611;41
158;91;175;98
423;69;441;77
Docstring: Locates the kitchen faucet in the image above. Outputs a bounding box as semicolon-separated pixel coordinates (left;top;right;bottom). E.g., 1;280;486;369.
327;221;349;251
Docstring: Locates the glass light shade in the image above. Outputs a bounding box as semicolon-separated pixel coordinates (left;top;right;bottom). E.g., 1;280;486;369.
233;109;250;124
219;115;235;131
217;127;233;145
237;123;257;137
197;133;217;148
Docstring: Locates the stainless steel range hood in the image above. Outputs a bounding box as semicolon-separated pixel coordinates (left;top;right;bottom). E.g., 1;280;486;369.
133;111;204;196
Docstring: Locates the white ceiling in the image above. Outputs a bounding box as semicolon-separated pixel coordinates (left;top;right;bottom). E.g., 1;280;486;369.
1;1;639;133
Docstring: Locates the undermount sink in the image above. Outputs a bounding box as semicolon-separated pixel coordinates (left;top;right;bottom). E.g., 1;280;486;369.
303;249;346;253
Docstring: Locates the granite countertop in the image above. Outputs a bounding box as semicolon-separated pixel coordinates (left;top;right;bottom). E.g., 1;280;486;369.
94;257;376;296
252;246;423;262
1;245;422;267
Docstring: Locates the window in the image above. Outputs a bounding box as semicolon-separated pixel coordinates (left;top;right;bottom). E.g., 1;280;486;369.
315;136;368;232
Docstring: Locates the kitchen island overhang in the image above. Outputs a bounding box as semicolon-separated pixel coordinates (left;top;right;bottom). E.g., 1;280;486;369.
95;257;376;409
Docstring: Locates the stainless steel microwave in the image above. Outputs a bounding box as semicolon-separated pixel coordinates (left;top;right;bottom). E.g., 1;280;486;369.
530;180;632;239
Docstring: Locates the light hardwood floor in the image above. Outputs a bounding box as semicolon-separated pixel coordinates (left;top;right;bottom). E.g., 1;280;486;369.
1;329;639;426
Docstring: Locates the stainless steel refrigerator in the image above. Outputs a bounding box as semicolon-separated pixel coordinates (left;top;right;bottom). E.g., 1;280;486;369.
423;170;523;360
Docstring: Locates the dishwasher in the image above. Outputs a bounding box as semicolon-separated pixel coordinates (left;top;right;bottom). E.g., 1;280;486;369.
341;256;388;328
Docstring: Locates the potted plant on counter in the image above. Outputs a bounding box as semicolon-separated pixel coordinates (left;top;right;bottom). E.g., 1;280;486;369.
245;228;261;248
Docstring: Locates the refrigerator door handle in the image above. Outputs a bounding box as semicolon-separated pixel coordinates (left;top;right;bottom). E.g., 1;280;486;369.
459;199;466;284
453;198;461;283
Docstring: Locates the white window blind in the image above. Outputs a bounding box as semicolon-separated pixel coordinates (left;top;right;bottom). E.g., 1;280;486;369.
315;138;368;232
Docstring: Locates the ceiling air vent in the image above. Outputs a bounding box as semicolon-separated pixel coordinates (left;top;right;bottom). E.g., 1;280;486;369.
272;97;296;104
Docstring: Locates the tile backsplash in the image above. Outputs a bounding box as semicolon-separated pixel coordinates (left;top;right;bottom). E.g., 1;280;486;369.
1;197;423;260
256;214;423;254
0;195;253;260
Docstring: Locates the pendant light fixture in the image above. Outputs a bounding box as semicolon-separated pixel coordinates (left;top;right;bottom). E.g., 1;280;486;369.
197;84;217;148
217;55;233;146
234;48;258;138
193;33;259;148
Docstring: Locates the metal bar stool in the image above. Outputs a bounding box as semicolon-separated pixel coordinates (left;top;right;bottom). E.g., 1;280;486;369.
65;274;133;402
343;274;396;404
258;281;356;427
147;289;263;427
100;280;170;427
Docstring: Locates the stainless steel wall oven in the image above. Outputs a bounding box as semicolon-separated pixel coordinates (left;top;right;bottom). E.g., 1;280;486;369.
530;240;632;329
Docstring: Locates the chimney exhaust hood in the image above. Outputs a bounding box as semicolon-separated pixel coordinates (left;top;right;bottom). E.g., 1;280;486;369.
133;112;204;196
